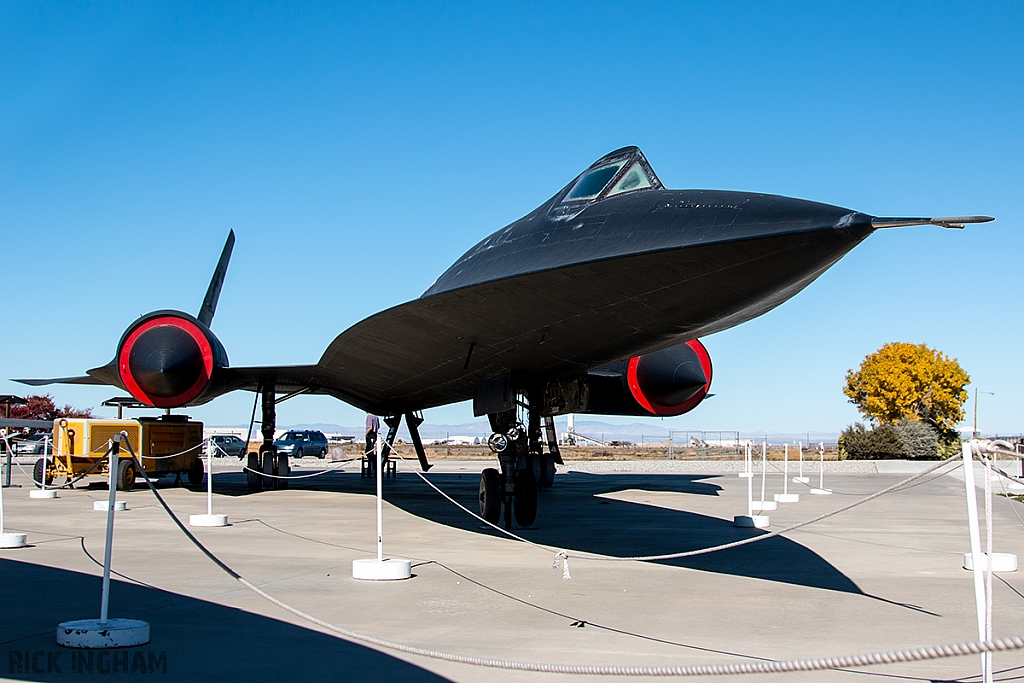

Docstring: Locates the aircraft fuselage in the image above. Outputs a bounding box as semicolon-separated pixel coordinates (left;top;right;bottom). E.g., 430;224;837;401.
317;187;873;415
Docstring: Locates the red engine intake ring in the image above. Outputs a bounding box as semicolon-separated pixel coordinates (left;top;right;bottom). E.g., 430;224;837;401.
117;315;214;408
626;339;712;416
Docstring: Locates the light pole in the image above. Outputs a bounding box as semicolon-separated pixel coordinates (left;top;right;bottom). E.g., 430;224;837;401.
973;389;994;437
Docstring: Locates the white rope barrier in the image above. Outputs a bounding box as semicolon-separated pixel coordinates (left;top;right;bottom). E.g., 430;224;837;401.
240;462;359;480
10;439;202;487
110;434;1024;676
13;458;43;485
137;443;203;460
389;449;962;578
211;441;359;480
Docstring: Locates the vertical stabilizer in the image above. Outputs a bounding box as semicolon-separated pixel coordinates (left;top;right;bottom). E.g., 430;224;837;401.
198;231;235;327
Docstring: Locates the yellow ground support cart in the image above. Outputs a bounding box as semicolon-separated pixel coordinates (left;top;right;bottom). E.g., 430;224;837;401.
37;415;205;490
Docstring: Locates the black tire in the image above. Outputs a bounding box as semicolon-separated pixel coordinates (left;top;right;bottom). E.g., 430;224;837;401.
479;468;501;523
262;452;277;490
246;453;262;492
318;447;326;459
32;458;53;488
540;455;555;489
276;454;290;490
117;460;136;491
529;454;542;485
514;469;538;527
187;457;204;487
296;448;303;459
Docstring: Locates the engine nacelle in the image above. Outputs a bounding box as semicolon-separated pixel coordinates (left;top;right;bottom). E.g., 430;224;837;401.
624;339;712;416
544;340;712;417
116;310;228;408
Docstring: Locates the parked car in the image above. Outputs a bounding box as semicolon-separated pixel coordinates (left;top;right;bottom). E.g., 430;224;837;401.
273;430;329;459
13;432;52;455
210;434;247;458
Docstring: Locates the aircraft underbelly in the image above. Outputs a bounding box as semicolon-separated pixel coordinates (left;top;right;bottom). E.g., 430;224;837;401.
318;224;871;414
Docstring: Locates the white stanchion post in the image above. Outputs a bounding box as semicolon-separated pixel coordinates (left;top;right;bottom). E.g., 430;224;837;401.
810;441;832;495
739;439;753;478
0;461;27;547
100;440;117;621
190;438;228;527
376;437;383;562
29;435;57;499
752;441;777;511
3;430;16;489
208;441;213;515
794;441;809;483
58;436;150;648
92;434;126;512
775;443;799;503
965;451;1018;574
962;442;990;683
352;437;410;580
985;457;993;682
747;445;752;517
735;443;769;528
760;442;765;502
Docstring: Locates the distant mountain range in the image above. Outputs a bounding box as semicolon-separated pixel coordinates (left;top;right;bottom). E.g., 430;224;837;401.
217;419;838;445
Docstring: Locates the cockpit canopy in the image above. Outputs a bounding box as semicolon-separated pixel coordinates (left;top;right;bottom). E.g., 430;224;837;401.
561;146;663;204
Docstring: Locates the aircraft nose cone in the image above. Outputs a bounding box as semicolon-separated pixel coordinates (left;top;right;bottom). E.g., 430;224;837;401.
635;344;708;406
127;326;205;399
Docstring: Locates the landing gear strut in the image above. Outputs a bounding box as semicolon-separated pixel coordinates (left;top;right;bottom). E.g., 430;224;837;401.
246;384;288;491
363;415;401;479
479;393;557;528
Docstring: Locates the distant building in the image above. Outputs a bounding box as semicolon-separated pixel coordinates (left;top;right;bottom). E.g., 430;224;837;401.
423;435;481;445
325;433;355;443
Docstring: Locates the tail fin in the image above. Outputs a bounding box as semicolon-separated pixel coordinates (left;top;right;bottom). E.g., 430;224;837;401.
198;230;235;327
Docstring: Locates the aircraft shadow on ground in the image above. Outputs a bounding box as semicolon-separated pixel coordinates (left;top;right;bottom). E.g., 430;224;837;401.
0;558;450;683
199;468;865;597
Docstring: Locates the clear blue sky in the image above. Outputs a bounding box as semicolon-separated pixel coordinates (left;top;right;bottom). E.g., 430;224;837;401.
2;2;1021;434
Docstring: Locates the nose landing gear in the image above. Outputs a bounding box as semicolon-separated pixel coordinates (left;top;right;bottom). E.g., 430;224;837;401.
479;396;556;529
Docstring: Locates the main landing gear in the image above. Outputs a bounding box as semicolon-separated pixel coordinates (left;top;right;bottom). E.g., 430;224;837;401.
359;413;434;479
246;384;289;491
479;398;561;529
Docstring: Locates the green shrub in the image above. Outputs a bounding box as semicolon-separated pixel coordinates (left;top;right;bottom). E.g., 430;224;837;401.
840;420;954;460
937;429;963;459
839;423;903;460
894;419;940;460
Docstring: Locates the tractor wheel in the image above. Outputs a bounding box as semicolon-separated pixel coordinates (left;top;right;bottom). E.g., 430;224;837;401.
117;460;137;491
32;458;54;488
187;457;205;487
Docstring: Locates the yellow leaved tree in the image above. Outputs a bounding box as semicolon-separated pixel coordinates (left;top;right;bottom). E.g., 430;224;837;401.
843;342;970;431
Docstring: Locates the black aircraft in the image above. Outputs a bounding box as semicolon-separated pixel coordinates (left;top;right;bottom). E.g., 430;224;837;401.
18;146;991;528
